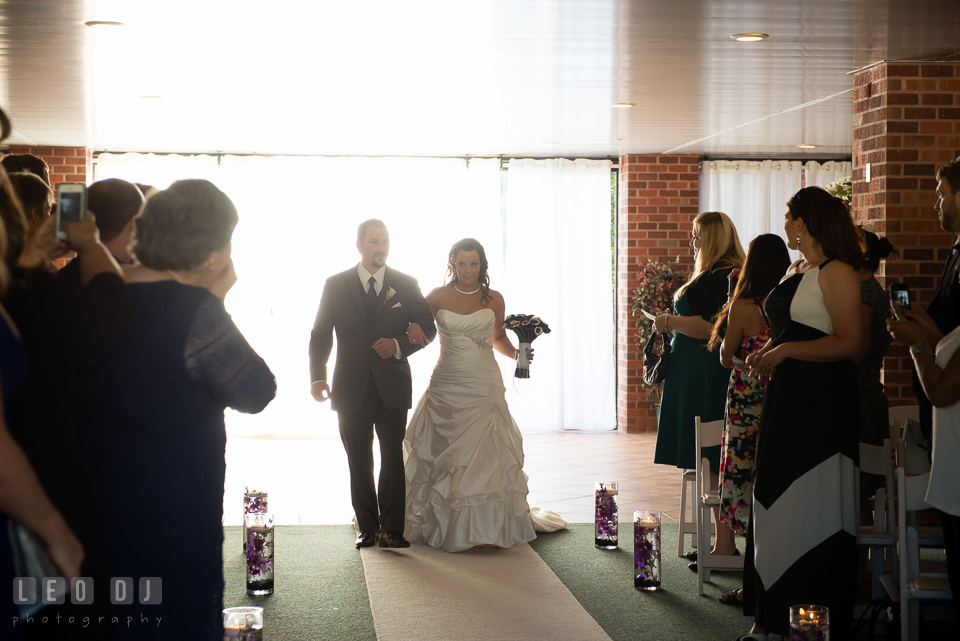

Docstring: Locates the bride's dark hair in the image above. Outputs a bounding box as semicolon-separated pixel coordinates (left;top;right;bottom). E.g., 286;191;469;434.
446;238;492;306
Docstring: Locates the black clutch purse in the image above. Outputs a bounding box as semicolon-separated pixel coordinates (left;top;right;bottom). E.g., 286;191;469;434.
642;331;671;386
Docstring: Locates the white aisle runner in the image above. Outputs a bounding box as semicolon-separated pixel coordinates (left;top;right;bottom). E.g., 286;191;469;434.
360;543;611;641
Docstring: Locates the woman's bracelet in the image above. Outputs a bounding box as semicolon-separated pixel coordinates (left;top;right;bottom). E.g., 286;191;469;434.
665;315;671;332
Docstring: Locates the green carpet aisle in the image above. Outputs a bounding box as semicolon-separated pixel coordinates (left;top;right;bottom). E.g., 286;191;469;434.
528;522;751;641
359;541;611;641
223;525;376;640
223;523;779;640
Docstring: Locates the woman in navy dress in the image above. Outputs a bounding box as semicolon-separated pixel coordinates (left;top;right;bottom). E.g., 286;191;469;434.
83;180;276;640
739;188;863;641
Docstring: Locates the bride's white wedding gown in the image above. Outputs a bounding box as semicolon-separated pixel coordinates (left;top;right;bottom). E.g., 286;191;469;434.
404;308;565;552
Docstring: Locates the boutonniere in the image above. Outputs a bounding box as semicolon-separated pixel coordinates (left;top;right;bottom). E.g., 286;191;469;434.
383;287;397;306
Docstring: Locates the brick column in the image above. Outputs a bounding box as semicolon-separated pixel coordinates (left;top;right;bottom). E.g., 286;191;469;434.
7;145;92;187
852;61;960;406
617;154;698;433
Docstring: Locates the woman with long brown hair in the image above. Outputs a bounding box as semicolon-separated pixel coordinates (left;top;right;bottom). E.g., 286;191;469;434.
707;233;790;604
738;188;863;641
404;238;565;552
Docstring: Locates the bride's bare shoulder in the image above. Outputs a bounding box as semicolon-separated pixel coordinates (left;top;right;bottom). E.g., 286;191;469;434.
485;289;505;311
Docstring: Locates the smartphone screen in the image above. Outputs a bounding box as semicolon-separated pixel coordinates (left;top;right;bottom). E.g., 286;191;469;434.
58;192;84;225
892;286;911;310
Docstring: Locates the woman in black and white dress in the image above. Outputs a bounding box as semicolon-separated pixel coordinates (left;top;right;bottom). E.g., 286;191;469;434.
739;188;863;641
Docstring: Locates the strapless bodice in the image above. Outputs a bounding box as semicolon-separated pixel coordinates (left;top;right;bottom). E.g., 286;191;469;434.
436;308;496;354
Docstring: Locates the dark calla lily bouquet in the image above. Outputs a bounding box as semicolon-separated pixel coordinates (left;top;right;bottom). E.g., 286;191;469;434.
503;314;551;378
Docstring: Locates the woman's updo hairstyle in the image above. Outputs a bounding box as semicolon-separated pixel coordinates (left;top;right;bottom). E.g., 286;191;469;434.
133;179;238;271
860;228;897;271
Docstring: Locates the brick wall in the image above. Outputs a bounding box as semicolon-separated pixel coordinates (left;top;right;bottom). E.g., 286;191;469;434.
852;61;960;405
617;154;698;433
7;145;92;186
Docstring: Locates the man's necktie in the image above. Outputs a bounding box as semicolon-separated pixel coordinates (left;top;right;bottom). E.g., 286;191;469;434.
365;276;378;325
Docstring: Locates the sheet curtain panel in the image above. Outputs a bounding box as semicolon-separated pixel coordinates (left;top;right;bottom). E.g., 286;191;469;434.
95;153;616;434
700;159;806;260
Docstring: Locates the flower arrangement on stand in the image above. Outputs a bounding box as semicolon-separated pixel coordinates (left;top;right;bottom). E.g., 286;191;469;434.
503;314;551;378
630;257;684;402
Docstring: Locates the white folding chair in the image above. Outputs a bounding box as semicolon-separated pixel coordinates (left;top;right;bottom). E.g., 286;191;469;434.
677;467;699;557
888;405;920;423
893;469;952;641
858;439;897;599
694;416;743;596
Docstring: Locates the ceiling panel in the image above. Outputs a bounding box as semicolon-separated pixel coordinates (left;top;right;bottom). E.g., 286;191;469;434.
0;0;958;158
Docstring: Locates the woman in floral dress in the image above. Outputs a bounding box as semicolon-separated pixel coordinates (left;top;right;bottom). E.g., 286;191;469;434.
707;234;790;601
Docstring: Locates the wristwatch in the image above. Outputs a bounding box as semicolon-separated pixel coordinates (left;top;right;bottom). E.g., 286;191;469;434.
909;341;930;356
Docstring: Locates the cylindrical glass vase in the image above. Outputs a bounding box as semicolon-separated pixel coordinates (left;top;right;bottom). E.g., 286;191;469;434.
223;606;263;640
245;513;274;595
243;486;268;552
789;604;829;641
634;510;661;590
594;482;618;549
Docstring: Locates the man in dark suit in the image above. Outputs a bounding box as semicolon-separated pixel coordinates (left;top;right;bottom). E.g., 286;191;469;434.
310;219;436;549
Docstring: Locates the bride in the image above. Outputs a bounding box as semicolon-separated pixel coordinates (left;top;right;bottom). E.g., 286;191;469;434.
403;238;565;552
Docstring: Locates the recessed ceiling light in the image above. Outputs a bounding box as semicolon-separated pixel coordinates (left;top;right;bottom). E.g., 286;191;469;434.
612;103;635;109
797;144;817;149
730;33;768;42
85;21;125;28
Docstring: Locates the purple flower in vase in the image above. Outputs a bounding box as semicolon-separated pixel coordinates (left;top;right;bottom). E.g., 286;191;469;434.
245;497;267;514
246;530;273;578
634;521;661;579
595;490;617;537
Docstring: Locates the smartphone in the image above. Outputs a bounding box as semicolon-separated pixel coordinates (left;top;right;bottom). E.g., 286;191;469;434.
55;183;87;240
890;283;911;311
728;275;739;296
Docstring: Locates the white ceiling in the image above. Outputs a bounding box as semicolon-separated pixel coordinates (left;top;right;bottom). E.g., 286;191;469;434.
1;0;959;159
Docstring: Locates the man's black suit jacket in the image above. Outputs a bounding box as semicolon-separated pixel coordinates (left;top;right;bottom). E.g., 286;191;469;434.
309;265;436;414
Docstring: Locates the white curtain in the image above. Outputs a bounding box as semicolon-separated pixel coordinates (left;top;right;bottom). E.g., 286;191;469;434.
503;159;615;432
805;161;853;189
700;160;804;251
95;153;615;434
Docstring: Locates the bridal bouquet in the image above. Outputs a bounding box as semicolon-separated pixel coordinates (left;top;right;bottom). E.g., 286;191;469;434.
503;314;551;378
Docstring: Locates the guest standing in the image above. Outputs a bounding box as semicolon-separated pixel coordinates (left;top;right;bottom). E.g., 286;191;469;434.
853;229;895;501
0;160;83;640
886;160;960;620
707;234;790;603
83;180;276;640
740;188;862;641
1;165;130;641
653;211;744;559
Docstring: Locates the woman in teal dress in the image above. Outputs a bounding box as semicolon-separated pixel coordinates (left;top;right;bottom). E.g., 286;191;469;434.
653;211;744;555
654;211;744;468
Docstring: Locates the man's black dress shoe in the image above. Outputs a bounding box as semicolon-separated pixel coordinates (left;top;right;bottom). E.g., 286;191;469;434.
355;530;378;549
379;531;411;548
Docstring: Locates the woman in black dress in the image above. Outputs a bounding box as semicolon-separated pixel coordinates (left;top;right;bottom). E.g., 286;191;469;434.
740;189;863;641
83;180;276;640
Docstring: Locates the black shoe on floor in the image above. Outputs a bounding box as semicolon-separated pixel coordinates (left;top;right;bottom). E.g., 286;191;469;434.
688;549;740;571
379;531;411;548
355;530;378;549
683;550;698;562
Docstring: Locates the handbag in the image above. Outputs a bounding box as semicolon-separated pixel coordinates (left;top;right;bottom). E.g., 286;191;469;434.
7;518;64;617
642;331;671;386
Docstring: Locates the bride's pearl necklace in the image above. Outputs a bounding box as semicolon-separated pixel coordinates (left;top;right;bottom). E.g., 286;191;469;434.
454;283;481;295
